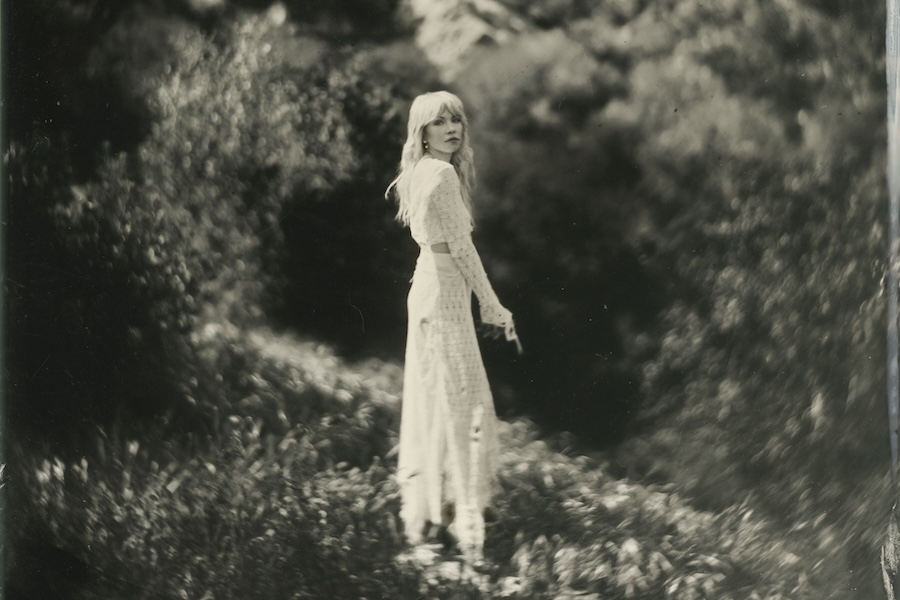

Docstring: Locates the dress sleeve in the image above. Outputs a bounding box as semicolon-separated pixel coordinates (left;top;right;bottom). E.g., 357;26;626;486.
428;164;515;331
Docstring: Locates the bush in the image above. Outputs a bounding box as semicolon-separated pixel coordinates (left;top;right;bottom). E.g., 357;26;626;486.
446;6;887;594
193;325;401;467
273;46;429;354
11;426;419;599
8;390;850;600
454;0;886;499
617;1;886;507
455;29;655;438
5;6;422;437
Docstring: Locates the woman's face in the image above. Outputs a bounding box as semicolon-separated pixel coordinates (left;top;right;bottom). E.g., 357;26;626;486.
423;109;463;161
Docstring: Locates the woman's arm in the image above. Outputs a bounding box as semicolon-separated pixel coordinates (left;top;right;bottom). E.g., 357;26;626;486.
428;165;521;350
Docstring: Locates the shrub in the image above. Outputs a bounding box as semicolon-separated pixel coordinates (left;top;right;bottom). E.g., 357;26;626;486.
9;381;850;599
455;29;654;438
11;426;420;599
6;6;420;436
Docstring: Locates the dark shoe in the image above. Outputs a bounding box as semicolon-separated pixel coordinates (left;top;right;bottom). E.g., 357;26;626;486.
422;520;440;542
435;525;461;555
423;521;461;555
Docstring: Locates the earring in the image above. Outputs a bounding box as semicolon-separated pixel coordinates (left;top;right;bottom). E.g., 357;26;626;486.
423;140;429;149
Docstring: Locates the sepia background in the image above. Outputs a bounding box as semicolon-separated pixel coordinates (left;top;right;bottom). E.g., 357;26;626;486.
3;0;890;598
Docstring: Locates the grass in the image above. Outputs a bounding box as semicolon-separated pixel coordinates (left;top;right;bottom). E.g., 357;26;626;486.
4;325;861;599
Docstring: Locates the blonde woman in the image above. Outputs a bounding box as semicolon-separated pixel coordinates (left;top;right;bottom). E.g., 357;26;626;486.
386;91;521;560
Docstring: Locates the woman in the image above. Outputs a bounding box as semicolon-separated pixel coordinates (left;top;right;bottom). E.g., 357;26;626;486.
386;91;521;560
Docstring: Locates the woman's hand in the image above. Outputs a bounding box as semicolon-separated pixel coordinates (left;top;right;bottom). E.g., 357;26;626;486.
478;309;523;355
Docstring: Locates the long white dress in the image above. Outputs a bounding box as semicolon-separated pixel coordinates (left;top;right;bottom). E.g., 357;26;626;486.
397;156;509;558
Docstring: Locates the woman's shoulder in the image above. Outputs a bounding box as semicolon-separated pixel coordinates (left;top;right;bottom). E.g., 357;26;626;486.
412;159;457;198
413;156;456;181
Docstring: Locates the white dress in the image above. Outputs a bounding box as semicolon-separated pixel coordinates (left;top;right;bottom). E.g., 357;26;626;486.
397;157;511;558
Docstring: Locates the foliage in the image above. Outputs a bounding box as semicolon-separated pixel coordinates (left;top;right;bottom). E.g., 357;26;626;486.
7;331;851;599
456;0;885;498
81;12;365;324
12;427;418;599
193;324;402;467
5;6;418;434
455;28;654;437
613;0;886;508
274;44;424;353
444;5;888;594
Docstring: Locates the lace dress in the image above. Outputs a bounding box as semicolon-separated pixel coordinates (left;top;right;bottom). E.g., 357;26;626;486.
397;157;511;558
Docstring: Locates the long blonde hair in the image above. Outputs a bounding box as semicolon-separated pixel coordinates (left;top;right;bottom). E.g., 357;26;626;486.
385;91;476;227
